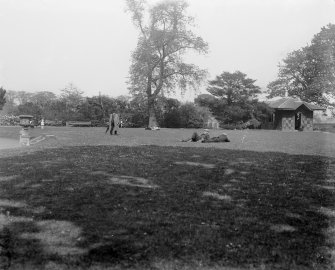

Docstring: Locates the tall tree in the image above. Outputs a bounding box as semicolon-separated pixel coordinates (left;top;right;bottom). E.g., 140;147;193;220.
267;24;335;106
0;87;6;110
15;91;33;105
60;83;84;120
16;102;41;118
309;24;335;103
200;72;272;126
30;91;57;118
207;71;261;105
0;90;17;115
126;0;208;128
30;91;57;108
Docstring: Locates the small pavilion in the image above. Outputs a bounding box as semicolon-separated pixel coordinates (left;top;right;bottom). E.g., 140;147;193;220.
204;115;220;129
267;97;325;131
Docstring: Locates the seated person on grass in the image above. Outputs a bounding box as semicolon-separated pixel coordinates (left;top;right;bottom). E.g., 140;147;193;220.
182;130;210;142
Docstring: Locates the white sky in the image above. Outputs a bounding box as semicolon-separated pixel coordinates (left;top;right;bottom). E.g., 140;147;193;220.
0;0;334;100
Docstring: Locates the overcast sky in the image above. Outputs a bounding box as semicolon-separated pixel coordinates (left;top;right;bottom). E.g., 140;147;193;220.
0;0;334;100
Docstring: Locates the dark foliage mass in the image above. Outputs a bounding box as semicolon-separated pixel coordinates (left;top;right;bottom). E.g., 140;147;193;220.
195;71;273;128
0;86;213;128
0;87;6;110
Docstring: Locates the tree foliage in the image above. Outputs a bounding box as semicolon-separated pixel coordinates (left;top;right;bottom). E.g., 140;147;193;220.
207;71;261;105
30;91;57;109
267;24;335;106
194;94;217;108
161;98;181;128
60;83;85;120
17;102;42;118
179;102;210;128
126;0;208;127
195;71;272;126
1;88;212;128
0;87;6;110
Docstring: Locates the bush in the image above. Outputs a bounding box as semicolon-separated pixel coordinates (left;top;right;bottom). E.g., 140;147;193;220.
0;115;20;126
45;120;65;126
179;103;210;128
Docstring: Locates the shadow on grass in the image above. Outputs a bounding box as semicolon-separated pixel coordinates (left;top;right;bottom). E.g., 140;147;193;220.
0;145;334;269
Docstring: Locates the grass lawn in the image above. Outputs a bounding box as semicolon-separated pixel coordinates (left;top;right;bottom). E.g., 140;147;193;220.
314;123;335;134
0;127;335;269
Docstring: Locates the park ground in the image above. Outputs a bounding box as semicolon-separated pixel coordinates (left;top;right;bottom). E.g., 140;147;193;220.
0;126;335;269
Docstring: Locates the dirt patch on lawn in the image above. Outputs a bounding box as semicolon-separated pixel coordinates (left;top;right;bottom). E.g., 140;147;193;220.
175;161;216;169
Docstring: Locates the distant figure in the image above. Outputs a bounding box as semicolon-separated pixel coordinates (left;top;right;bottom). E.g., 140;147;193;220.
41;118;45;129
120;119;123;128
105;113;120;135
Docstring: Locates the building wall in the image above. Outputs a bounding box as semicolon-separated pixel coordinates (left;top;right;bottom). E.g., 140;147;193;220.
296;106;313;131
205;116;220;129
205;120;219;129
274;106;314;131
281;111;296;131
273;110;294;130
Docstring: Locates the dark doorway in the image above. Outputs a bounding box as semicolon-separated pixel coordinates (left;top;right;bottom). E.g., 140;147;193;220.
295;112;302;130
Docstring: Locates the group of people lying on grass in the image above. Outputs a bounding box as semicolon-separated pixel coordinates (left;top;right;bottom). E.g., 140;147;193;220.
182;129;230;143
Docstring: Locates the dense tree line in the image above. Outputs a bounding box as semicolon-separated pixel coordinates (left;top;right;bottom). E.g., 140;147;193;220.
0;87;6;110
0;84;212;128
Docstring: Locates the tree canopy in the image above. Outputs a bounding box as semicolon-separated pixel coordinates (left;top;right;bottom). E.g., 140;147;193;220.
126;0;208;128
207;71;261;105
195;71;271;127
267;24;335;106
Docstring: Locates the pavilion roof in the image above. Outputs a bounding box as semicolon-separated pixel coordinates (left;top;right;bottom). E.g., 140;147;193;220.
267;97;325;111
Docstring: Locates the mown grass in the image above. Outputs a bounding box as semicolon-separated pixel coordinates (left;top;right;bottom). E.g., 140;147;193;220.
0;126;334;157
314;123;335;134
0;127;335;269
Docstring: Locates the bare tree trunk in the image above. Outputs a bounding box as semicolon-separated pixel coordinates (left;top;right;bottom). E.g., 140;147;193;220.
148;96;158;128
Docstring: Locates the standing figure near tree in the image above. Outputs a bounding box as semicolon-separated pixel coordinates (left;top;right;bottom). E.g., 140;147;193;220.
125;0;208;130
106;113;120;135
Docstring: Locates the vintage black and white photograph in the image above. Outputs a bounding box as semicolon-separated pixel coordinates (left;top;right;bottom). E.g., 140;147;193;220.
0;0;335;269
